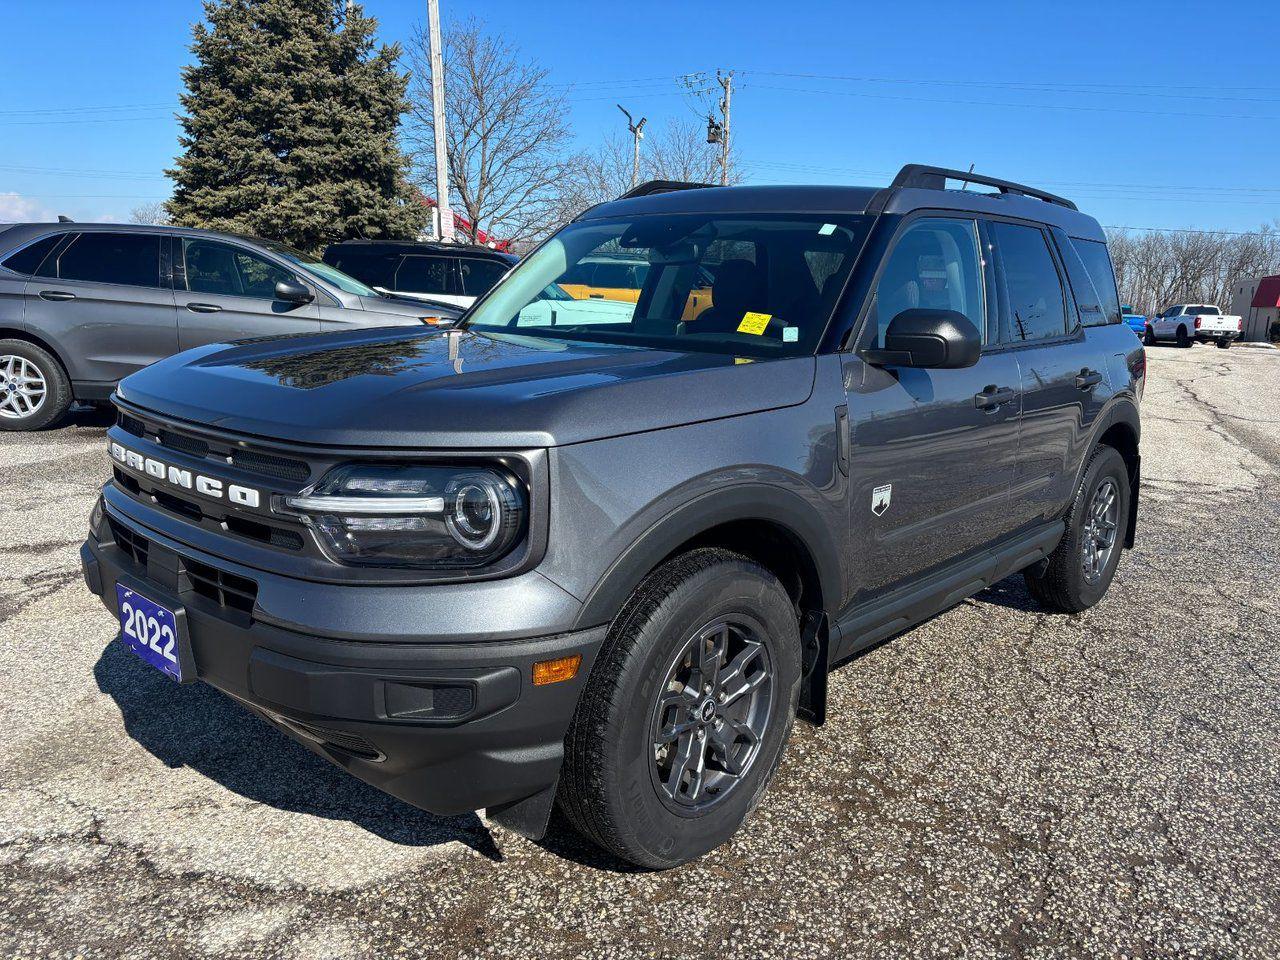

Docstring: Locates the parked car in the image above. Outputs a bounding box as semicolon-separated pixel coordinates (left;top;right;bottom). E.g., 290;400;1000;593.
82;165;1143;869
558;254;717;321
322;240;517;308
1146;304;1242;348
1121;305;1147;337
0;224;462;430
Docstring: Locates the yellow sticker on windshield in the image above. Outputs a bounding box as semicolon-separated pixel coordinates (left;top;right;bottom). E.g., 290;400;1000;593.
737;311;772;335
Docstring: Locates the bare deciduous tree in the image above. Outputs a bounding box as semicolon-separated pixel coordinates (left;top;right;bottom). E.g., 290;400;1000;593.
1107;223;1280;314
406;18;574;246
129;201;172;226
556;117;744;223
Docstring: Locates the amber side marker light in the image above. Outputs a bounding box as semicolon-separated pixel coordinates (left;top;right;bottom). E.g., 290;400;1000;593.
533;654;582;686
419;316;453;326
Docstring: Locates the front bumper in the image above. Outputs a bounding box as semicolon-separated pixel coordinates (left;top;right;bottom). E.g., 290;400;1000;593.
82;503;605;820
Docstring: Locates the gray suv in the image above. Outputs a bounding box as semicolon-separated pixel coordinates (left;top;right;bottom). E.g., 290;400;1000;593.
0;223;460;430
80;166;1144;868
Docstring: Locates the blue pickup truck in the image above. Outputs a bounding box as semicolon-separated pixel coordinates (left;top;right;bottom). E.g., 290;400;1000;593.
1121;305;1147;337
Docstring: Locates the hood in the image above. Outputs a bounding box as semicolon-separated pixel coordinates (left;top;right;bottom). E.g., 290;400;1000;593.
116;327;817;448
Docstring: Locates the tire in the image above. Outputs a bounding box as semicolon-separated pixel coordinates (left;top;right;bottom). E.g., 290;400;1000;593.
1176;326;1191;348
1217;338;1231;350
0;339;72;431
1143;325;1156;347
559;548;803;869
1024;445;1130;614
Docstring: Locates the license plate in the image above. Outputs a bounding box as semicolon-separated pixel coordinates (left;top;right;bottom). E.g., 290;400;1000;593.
116;584;185;682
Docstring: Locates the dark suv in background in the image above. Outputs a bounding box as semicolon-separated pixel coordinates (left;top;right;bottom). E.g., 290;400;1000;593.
0;224;461;430
82;166;1143;868
323;239;516;308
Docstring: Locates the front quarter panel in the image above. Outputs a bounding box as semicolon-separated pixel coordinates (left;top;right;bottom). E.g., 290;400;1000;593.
541;357;851;628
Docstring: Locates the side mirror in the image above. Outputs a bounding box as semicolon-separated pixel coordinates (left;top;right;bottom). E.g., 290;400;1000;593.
275;279;314;305
863;308;981;369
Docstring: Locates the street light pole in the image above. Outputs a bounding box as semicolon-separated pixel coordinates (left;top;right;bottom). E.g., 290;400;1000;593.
617;105;647;189
427;0;454;241
717;70;733;187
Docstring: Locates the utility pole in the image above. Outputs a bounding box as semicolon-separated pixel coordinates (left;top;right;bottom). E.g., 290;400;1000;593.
616;105;646;188
426;0;454;241
716;70;733;186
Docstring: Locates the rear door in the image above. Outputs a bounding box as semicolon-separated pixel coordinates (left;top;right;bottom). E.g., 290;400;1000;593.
456;256;510;301
174;237;320;348
22;230;176;384
988;220;1107;528
845;215;1023;598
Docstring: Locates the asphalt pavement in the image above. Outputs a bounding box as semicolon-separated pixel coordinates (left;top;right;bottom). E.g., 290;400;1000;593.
1;343;1278;959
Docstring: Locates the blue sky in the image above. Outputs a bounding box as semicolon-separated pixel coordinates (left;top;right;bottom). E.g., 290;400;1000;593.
2;0;1278;233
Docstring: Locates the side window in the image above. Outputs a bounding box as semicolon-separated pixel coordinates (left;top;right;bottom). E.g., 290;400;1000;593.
992;223;1068;342
457;258;509;297
1;234;63;276
396;256;454;295
1064;236;1121;327
54;232;162;288
182;239;293;298
865;218;986;349
328;252;397;289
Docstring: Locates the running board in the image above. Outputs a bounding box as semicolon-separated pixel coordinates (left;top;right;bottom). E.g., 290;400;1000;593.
831;521;1065;664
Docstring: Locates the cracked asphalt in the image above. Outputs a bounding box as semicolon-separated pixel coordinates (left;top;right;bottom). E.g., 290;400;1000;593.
2;344;1279;959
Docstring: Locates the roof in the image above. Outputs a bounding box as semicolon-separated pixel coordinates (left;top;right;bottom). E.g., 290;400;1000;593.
578;175;1106;242
1251;275;1280;309
326;239;516;260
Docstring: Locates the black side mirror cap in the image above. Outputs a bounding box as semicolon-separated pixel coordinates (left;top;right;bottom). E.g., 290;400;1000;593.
275;279;315;304
862;308;982;369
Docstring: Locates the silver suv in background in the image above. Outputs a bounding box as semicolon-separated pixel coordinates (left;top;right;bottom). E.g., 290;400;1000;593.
0;223;461;430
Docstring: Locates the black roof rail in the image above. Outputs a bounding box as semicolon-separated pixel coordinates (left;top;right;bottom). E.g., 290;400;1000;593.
618;179;715;200
890;164;1078;211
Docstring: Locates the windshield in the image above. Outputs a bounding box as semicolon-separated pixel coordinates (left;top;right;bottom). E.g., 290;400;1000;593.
462;213;872;357
259;240;380;297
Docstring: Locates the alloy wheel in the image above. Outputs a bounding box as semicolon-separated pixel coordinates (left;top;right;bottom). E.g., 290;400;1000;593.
0;355;47;420
649;615;774;814
1081;477;1119;584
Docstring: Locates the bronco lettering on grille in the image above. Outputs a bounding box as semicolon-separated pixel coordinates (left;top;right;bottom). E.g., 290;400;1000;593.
110;442;262;509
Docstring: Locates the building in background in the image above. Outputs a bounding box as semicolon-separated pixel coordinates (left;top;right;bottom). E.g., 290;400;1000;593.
1229;275;1280;342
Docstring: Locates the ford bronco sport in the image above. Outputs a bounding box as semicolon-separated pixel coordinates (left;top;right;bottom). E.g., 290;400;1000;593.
81;165;1144;868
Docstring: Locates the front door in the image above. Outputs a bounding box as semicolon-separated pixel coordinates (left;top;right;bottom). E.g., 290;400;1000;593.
174;237;320;348
844;216;1022;602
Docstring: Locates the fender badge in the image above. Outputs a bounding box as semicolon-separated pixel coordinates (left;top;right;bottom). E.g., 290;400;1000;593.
871;483;892;516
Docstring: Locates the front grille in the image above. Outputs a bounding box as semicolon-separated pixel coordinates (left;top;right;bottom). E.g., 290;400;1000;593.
230;449;310;484
118;412;145;438
108;518;150;568
183;558;258;615
158;429;209;458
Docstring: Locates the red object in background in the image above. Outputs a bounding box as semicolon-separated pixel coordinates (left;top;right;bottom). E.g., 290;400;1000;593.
416;192;513;252
1251;275;1280;309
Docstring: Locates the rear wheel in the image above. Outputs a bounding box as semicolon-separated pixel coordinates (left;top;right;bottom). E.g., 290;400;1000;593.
0;340;71;431
559;548;802;868
1025;445;1130;613
1176;326;1191;348
1217;338;1231;350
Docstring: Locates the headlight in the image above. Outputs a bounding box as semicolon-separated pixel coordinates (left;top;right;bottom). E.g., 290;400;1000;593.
276;464;525;569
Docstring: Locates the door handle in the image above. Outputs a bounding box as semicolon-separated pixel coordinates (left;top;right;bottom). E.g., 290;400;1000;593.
186;303;223;313
38;290;76;302
973;385;1017;411
1075;369;1103;390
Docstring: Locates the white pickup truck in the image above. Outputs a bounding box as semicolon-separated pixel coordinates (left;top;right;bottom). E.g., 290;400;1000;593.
1146;304;1242;349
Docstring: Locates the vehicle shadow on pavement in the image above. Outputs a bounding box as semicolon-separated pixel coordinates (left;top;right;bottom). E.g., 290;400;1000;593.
970;576;1043;613
93;639;504;861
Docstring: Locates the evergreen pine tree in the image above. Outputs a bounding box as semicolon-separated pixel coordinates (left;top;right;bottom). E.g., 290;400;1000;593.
167;0;425;251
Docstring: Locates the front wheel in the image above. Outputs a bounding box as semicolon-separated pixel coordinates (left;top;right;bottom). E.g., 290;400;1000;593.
1144;325;1157;346
558;548;802;868
1025;445;1130;613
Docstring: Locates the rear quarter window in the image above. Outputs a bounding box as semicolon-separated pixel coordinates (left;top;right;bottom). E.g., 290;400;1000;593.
1068;237;1122;326
1;234;63;276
